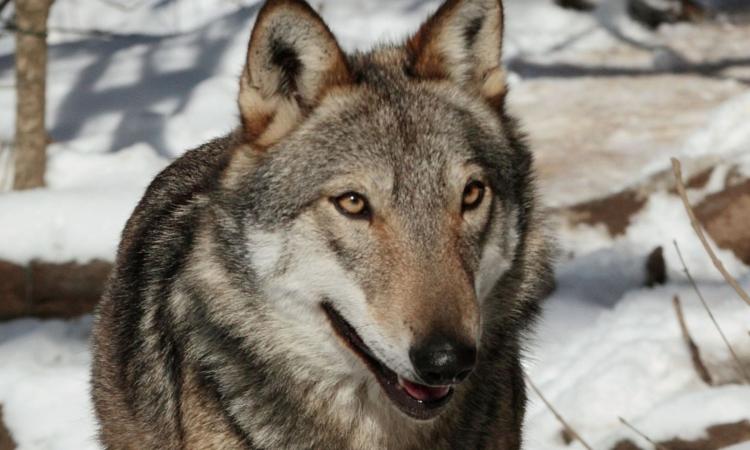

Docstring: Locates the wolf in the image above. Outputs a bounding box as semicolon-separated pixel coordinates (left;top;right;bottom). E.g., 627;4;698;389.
91;0;555;448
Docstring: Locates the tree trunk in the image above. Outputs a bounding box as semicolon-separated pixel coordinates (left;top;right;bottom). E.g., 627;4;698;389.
13;0;53;190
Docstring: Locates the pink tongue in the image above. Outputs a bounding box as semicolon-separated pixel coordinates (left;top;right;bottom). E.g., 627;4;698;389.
398;377;450;401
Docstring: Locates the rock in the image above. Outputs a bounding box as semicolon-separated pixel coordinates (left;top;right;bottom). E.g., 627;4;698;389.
645;246;668;287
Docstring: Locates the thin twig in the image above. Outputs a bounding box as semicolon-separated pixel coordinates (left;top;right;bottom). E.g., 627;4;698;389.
673;240;750;384
619;417;670;450
524;375;594;450
671;158;750;308
673;295;713;385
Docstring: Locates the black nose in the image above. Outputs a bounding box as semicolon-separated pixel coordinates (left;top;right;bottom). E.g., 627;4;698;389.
409;335;477;386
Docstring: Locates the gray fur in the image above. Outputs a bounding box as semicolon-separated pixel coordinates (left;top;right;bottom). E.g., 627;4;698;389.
91;0;555;448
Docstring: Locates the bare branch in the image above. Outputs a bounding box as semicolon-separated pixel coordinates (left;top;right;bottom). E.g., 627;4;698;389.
524;375;594;450
673;295;713;385
619;417;670;450
673;240;750;384
671;158;750;308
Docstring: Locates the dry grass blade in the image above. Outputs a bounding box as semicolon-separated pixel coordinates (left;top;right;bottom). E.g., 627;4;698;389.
673;295;713;385
619;417;670;450
673;240;750;384
524;375;594;450
671;158;750;308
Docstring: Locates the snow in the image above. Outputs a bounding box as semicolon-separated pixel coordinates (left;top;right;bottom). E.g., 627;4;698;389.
526;279;750;448
0;318;97;450
1;0;749;449
683;90;750;160
0;143;166;264
724;443;750;450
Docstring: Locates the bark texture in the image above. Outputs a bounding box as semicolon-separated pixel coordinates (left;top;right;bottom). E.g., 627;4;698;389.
0;259;112;320
13;0;53;190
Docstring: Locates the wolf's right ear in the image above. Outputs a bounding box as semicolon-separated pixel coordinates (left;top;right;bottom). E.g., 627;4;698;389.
238;0;351;147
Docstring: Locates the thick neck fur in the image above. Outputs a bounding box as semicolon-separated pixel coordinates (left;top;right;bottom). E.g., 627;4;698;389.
177;213;445;449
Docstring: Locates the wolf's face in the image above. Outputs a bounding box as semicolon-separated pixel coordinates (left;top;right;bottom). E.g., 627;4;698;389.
218;0;523;421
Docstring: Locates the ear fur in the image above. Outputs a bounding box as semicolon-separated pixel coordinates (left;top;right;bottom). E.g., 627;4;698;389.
238;0;351;147
407;0;506;106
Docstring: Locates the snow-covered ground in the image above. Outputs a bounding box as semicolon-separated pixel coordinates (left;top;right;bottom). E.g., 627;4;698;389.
1;0;749;448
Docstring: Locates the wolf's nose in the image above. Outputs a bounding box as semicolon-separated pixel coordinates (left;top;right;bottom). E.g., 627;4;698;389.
409;335;476;386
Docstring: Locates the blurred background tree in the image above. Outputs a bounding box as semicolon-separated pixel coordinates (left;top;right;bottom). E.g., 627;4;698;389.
12;0;54;190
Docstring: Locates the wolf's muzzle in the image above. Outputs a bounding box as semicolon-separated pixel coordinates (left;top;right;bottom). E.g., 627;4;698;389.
409;335;477;386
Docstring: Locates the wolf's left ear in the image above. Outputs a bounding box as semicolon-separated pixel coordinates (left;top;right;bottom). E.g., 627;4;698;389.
238;0;351;147
407;0;506;106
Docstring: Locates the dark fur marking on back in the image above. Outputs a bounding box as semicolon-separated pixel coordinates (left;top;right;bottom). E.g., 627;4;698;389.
190;298;262;449
196;370;260;450
111;139;234;425
473;350;511;449
154;302;186;443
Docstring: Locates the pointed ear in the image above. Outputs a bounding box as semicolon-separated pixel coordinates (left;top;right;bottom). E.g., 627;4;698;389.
407;0;506;106
238;0;351;147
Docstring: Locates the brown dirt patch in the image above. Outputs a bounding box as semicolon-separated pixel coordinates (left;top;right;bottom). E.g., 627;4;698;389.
695;179;750;265
612;420;750;450
561;166;750;267
612;440;642;450
685;166;714;190
564;188;647;236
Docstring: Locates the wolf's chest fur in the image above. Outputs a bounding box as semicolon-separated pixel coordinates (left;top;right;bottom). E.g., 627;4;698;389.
91;0;555;449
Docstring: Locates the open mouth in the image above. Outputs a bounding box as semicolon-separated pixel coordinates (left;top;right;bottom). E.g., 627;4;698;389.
321;302;454;420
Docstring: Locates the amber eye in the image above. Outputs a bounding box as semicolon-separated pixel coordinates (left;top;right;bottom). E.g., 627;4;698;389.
332;192;370;219
462;180;486;212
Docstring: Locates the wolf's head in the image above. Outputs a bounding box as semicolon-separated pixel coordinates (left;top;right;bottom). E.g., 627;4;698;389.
215;0;536;421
